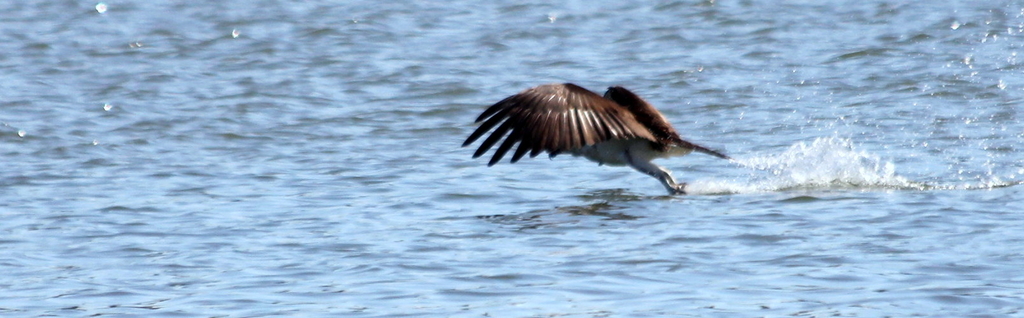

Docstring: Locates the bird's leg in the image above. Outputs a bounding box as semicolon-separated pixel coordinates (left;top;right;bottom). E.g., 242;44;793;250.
624;149;686;195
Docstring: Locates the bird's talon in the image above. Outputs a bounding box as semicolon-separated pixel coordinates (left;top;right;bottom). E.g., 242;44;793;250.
672;183;688;195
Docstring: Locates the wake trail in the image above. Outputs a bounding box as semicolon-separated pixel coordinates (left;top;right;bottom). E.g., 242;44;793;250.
685;137;1019;195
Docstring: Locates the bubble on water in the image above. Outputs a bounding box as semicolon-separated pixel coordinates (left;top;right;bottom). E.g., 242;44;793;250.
96;2;107;13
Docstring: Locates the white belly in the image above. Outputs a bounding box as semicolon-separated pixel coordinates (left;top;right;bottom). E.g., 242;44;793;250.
569;139;693;166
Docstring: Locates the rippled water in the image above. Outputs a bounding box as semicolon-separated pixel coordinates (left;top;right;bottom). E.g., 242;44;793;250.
3;0;1024;316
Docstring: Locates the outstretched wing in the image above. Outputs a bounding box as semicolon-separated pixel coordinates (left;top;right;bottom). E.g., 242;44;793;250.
463;83;657;166
604;86;731;160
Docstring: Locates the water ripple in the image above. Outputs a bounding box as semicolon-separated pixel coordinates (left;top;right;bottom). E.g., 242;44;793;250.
2;0;1024;317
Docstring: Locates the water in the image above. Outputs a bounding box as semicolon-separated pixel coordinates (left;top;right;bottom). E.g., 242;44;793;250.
2;0;1023;316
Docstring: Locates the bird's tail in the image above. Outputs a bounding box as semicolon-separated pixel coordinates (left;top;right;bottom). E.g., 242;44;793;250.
678;140;731;160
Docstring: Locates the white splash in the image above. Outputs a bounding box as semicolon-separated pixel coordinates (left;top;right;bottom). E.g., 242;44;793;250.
686;137;921;195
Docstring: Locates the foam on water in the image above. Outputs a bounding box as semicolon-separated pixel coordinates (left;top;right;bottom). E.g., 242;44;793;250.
686;137;1018;195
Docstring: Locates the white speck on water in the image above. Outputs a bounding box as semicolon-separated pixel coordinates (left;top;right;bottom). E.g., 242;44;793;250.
95;3;107;13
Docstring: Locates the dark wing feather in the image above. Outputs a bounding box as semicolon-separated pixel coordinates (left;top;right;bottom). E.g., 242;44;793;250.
464;83;657;165
603;86;681;146
604;86;731;160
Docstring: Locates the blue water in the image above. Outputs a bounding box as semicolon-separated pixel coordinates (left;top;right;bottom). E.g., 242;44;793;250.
2;0;1023;316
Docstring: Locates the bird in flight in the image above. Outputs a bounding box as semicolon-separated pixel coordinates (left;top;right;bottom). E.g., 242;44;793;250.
463;83;730;195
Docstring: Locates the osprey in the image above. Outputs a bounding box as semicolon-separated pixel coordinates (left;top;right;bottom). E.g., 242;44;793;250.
463;83;730;195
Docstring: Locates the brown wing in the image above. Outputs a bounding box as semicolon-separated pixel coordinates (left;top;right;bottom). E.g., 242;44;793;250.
605;86;731;160
463;83;657;166
603;86;682;147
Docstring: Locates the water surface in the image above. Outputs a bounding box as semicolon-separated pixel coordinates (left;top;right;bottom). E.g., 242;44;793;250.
2;0;1023;316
